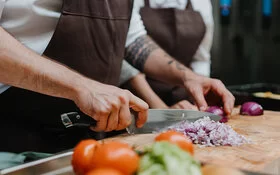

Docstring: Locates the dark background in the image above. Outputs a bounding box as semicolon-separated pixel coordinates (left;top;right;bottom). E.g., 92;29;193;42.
210;0;280;86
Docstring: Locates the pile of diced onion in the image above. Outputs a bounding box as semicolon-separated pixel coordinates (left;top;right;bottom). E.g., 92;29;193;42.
169;117;249;147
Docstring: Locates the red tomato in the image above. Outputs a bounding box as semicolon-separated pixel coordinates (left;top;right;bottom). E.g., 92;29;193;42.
86;168;124;175
90;141;139;175
155;130;194;155
72;139;100;175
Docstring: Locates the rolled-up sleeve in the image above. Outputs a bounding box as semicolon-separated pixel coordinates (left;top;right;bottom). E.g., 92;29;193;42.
0;0;5;20
119;60;140;85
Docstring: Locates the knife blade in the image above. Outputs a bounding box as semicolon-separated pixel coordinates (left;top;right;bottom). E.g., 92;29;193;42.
126;109;222;134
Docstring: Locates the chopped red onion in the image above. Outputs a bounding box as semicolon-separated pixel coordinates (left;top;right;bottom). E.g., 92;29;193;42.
240;102;263;116
169;117;249;147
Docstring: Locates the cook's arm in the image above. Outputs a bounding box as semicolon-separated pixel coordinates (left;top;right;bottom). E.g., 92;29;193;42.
0;27;83;100
125;35;234;115
124;1;233;114
0;27;148;130
125;35;198;86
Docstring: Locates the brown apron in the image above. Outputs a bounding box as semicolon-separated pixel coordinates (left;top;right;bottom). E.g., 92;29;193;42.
141;0;206;106
0;0;132;153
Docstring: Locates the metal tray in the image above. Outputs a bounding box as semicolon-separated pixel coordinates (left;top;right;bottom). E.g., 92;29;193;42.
0;150;273;175
0;151;74;175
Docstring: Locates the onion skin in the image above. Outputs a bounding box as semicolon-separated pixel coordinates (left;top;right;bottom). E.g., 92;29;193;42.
240;102;263;116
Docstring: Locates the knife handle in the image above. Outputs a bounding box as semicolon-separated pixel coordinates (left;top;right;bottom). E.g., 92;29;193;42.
126;110;138;134
60;112;97;128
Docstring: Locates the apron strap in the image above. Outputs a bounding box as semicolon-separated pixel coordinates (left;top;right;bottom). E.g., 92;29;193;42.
144;0;150;7
186;0;194;10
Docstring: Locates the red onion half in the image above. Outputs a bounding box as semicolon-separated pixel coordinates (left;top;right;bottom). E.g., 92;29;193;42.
240;102;263;116
206;106;228;123
206;106;225;117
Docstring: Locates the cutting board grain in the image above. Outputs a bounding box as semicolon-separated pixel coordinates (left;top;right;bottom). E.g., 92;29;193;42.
105;109;280;174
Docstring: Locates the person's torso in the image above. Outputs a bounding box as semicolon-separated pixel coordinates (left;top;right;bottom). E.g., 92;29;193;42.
137;0;213;27
137;0;214;70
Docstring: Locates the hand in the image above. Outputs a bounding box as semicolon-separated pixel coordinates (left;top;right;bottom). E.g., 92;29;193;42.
183;75;235;115
170;100;198;110
73;79;149;132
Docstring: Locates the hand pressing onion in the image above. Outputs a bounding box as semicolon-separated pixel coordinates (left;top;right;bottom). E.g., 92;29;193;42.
240;102;263;116
206;106;228;123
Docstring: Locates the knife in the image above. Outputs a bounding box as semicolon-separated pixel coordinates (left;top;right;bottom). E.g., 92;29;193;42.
126;109;222;134
60;112;97;128
60;109;222;134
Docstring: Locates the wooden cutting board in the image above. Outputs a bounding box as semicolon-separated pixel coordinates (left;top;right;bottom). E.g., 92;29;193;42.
106;109;280;174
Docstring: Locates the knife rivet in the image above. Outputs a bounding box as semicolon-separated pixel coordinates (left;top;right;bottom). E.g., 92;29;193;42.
76;115;80;119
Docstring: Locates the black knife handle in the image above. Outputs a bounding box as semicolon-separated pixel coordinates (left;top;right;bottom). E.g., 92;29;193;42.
60;112;97;128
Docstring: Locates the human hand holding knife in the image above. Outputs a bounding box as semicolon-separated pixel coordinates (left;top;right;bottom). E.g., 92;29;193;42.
60;110;141;132
61;109;222;135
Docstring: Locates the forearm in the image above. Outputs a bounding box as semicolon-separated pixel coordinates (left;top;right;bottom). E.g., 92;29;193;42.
129;73;168;109
125;35;199;86
0;27;88;101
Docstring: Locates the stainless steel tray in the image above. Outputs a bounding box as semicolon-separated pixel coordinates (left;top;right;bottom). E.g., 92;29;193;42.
0;151;74;175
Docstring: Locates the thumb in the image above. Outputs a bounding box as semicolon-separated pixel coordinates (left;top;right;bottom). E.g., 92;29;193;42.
128;93;149;128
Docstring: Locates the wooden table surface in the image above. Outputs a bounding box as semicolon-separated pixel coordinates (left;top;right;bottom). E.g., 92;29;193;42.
106;108;280;175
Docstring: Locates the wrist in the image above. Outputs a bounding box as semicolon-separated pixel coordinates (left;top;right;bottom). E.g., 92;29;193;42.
180;70;200;86
68;76;91;102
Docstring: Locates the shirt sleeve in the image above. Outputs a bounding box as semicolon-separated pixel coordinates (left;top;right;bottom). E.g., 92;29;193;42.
119;60;140;85
190;61;210;77
125;0;147;47
190;0;214;77
0;0;5;20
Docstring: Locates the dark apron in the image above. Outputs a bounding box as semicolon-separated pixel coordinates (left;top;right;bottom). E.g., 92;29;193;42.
140;0;206;106
0;0;132;153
